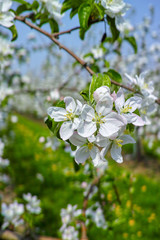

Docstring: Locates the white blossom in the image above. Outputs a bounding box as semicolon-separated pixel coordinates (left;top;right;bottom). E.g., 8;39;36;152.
40;0;63;21
1;201;24;229
115;88;144;126
101;0;131;31
78;94;126;138
48;97;82;140
0;0;15;28
23;193;41;214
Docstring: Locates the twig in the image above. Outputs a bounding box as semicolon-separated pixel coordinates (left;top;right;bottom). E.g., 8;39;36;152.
53;18;104;37
112;183;121;205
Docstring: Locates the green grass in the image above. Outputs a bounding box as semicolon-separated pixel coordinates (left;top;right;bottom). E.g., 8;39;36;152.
2;114;160;239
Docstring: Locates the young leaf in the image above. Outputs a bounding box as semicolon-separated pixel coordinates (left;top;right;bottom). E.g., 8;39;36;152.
106;69;122;83
78;3;91;29
9;25;18;41
124;36;138;53
107;16;119;42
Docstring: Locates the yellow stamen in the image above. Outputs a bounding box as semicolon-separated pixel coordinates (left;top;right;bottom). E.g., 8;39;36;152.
121;105;132;113
115;139;123;148
88;142;93;150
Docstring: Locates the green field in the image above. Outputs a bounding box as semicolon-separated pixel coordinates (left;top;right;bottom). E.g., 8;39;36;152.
1;114;160;239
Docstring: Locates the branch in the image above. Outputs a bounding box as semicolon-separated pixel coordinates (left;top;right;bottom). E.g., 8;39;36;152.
15;16;160;105
53;18;104;37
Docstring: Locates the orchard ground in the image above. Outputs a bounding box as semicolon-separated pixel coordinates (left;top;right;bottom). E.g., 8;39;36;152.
1;113;160;240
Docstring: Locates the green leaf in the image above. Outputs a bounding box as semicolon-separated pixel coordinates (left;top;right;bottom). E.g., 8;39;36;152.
16;3;31;15
107;16;119;42
80;89;89;102
78;3;92;29
61;0;85;14
106;69;122;83
79;27;87;40
13;0;27;3
49;19;59;33
9;25;18;41
31;0;39;10
94;3;105;19
124;36;138;53
89;73;111;103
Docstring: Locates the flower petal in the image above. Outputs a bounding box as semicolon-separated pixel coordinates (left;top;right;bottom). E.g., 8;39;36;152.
75;146;90;164
111;144;123;163
81;104;95;122
96;134;111;148
89;146;100;167
47;107;67;122
125;96;142;113
64;96;76;113
60;121;74;140
119;135;136;145
78;121;97;138
96;94;113;116
115;88;125;113
93;86;110;102
69;132;86;147
99;112;126;137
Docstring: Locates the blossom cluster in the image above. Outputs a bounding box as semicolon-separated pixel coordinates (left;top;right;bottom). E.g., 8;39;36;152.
48;84;145;166
125;72;157;125
100;0;131;32
60;204;81;240
1;193;41;229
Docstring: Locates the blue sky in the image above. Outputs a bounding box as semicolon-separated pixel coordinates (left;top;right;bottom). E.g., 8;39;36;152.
11;0;160;73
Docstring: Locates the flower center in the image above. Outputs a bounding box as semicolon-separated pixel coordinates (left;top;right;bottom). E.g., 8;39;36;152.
143;83;148;89
92;113;106;124
88;142;94;150
65;111;75;121
121;105;132;113
115;139;123;148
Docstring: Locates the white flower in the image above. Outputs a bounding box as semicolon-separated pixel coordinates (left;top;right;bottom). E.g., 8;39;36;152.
69;133;106;166
60;204;81;229
125;72;155;97
93;86;110;102
86;202;107;229
101;0;131;31
97;134;136;163
78;94;126;138
48;97;82;140
115;88;144;126
40;0;63;21
62;226;79;240
0;157;10;167
1;201;24;229
23;193;41;214
0;0;15;28
91;47;104;59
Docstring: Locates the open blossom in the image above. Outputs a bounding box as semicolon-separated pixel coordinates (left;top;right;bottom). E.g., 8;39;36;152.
0;0;15;28
61;226;79;240
69;133;106;166
125;72;155;97
40;0;63;21
1;201;24;229
97;134;136;163
48;97;82;140
91;47;104;59
78;94;126;138
101;0;131;31
86;202;107;229
115;88;144;126
23;193;41;214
